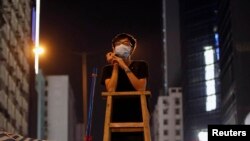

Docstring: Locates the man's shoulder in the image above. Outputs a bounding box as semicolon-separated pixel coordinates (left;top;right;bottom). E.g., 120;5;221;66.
103;64;113;68
132;60;148;65
102;64;113;71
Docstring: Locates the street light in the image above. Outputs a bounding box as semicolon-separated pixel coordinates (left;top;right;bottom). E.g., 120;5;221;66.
33;46;44;74
34;0;41;74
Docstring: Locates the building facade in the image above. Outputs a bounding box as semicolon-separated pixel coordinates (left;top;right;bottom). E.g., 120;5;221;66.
179;0;221;140
46;75;77;141
152;87;183;141
0;0;32;136
218;0;250;124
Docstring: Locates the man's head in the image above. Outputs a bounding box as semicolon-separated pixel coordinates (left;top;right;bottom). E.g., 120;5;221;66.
112;33;137;58
112;33;137;48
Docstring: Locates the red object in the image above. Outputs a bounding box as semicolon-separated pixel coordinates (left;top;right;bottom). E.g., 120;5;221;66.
84;136;92;141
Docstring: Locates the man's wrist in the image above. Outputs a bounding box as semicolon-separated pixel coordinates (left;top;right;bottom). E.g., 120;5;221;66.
124;68;132;73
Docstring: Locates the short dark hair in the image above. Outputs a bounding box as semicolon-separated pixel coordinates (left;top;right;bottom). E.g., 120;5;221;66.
112;33;137;48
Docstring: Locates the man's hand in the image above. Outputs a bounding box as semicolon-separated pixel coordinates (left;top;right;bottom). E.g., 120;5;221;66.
106;52;115;64
112;55;127;69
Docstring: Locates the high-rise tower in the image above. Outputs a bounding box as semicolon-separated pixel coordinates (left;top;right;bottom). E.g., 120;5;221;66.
218;0;250;124
179;0;221;140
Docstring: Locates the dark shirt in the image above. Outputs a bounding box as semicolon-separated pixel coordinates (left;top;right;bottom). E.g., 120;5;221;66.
101;60;148;91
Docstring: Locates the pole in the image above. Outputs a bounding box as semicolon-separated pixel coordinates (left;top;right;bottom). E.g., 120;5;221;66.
82;52;88;139
84;68;98;141
35;0;41;74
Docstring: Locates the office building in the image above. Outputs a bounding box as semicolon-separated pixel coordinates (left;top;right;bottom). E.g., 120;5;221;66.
218;0;250;124
152;87;183;141
179;0;221;140
0;0;32;136
46;75;77;141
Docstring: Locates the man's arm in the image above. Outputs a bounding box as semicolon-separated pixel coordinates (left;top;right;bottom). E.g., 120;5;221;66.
124;67;147;91
113;56;147;91
105;63;119;92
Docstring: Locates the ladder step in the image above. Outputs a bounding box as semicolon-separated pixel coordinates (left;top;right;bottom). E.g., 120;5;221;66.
109;122;144;132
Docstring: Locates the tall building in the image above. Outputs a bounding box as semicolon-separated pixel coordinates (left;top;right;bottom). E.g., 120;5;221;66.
0;0;32;136
152;87;183;141
179;0;221;140
46;75;77;141
218;0;250;124
162;0;182;94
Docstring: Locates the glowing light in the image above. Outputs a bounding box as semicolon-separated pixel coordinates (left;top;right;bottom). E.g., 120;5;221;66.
244;112;250;125
33;46;44;74
205;64;215;80
204;46;216;111
214;33;219;47
198;131;208;141
206;95;216;111
34;0;41;74
206;80;215;95
33;47;44;55
214;33;220;60
35;0;41;48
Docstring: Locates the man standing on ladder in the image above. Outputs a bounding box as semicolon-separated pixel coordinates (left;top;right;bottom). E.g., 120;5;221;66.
101;33;149;141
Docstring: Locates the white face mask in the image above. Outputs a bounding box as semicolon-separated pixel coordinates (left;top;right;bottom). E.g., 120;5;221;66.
114;44;131;58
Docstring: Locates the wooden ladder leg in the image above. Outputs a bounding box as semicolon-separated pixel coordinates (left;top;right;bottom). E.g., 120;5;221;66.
103;95;112;141
140;95;151;141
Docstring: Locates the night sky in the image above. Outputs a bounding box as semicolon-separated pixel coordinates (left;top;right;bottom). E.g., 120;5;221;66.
40;0;163;139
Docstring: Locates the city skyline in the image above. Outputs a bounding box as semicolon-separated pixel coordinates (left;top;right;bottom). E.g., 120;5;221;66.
1;0;250;141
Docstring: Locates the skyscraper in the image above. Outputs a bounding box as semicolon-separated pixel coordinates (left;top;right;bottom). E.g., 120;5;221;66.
179;0;221;140
0;0;32;135
218;0;250;124
46;75;77;141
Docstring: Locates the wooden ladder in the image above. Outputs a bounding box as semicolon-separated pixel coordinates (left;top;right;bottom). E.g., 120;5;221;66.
102;91;151;141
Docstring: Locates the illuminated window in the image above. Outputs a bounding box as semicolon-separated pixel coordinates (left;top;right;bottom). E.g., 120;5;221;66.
206;80;215;95
205;64;215;80
204;46;216;111
206;95;216;111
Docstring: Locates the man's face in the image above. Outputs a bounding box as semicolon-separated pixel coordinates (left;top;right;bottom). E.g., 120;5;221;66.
112;38;133;58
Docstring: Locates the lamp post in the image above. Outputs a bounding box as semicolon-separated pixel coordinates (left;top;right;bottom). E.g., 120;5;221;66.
71;52;88;140
73;51;101;141
34;0;41;74
81;52;88;134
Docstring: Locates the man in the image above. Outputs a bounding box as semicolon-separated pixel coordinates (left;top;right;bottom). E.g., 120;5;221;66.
101;33;149;141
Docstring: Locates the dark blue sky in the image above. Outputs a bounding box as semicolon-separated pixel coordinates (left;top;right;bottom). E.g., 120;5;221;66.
40;0;163;139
